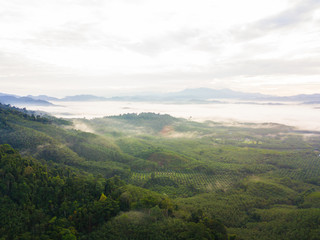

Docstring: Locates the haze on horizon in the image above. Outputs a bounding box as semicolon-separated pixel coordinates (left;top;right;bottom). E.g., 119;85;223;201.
0;0;320;97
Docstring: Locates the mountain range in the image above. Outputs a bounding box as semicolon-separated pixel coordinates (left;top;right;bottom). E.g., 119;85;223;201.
58;88;320;103
0;95;54;106
0;88;319;106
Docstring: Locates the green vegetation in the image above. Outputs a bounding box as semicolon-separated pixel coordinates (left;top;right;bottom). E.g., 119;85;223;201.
0;103;132;179
1;104;320;239
0;144;228;240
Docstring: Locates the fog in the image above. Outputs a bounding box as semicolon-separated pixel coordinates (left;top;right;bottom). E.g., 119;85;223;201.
20;101;320;131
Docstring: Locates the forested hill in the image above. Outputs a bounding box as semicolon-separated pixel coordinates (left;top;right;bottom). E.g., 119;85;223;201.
0;103;133;179
0;144;228;239
0;104;229;239
1;103;320;240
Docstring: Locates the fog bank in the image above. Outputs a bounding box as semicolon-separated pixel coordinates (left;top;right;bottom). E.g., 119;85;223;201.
17;101;320;131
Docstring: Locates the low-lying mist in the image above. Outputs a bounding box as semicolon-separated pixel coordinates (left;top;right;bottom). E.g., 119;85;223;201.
16;101;320;131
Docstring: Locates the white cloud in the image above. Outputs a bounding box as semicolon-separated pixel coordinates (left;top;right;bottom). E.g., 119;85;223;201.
0;0;319;96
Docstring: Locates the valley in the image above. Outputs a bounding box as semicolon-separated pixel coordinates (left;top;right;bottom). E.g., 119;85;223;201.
1;104;319;239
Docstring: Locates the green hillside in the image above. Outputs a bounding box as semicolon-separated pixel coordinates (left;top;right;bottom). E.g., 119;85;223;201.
1;104;320;239
0;104;133;179
0;144;228;239
80;112;320;239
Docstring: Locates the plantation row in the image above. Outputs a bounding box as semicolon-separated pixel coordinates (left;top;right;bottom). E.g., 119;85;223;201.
130;170;241;193
272;155;320;181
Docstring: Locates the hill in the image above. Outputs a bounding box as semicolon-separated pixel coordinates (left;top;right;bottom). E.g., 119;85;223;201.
1;104;320;239
60;95;108;101
2;88;320;104
0;103;132;179
26;94;60;101
0;94;53;106
107;88;320;103
78;112;320;239
0;144;229;239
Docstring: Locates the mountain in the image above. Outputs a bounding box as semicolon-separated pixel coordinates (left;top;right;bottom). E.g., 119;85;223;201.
165;88;271;100
303;100;320;105
0;94;53;106
60;94;108;101
2;88;320;103
108;88;320;103
106;88;282;102
26;94;60;101
281;94;320;102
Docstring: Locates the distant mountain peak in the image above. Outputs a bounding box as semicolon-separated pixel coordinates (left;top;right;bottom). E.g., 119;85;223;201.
26;95;59;101
60;95;108;101
0;94;53;106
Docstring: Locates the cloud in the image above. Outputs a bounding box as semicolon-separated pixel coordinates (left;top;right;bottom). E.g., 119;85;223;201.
259;0;319;29
106;56;320;87
30;22;95;47
0;0;319;96
214;58;320;78
232;0;320;40
121;28;201;56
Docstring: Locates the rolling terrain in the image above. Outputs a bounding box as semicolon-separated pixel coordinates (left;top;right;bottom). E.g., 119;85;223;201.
0;103;320;239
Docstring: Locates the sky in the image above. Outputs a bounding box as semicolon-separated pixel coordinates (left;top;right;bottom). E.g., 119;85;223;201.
0;0;320;97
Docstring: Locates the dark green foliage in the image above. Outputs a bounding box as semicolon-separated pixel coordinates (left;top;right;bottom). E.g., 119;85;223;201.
306;177;320;186
109;112;178;132
0;144;227;239
230;207;320;240
0;144;120;239
85;215;226;240
144;176;179;188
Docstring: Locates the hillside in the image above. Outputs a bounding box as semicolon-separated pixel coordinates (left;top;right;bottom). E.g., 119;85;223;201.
78;112;320;239
1;104;320;239
0;144;229;239
0;103;132;179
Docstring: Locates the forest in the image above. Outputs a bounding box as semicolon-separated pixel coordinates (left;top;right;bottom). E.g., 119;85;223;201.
0;103;320;240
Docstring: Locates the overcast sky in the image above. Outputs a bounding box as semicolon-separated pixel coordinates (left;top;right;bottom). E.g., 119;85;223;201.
0;0;320;97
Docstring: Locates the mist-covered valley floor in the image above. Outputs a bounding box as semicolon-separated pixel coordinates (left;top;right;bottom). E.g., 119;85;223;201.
1;103;320;240
17;100;320;132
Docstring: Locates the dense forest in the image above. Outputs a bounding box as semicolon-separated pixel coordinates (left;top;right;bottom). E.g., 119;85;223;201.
0;103;320;239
